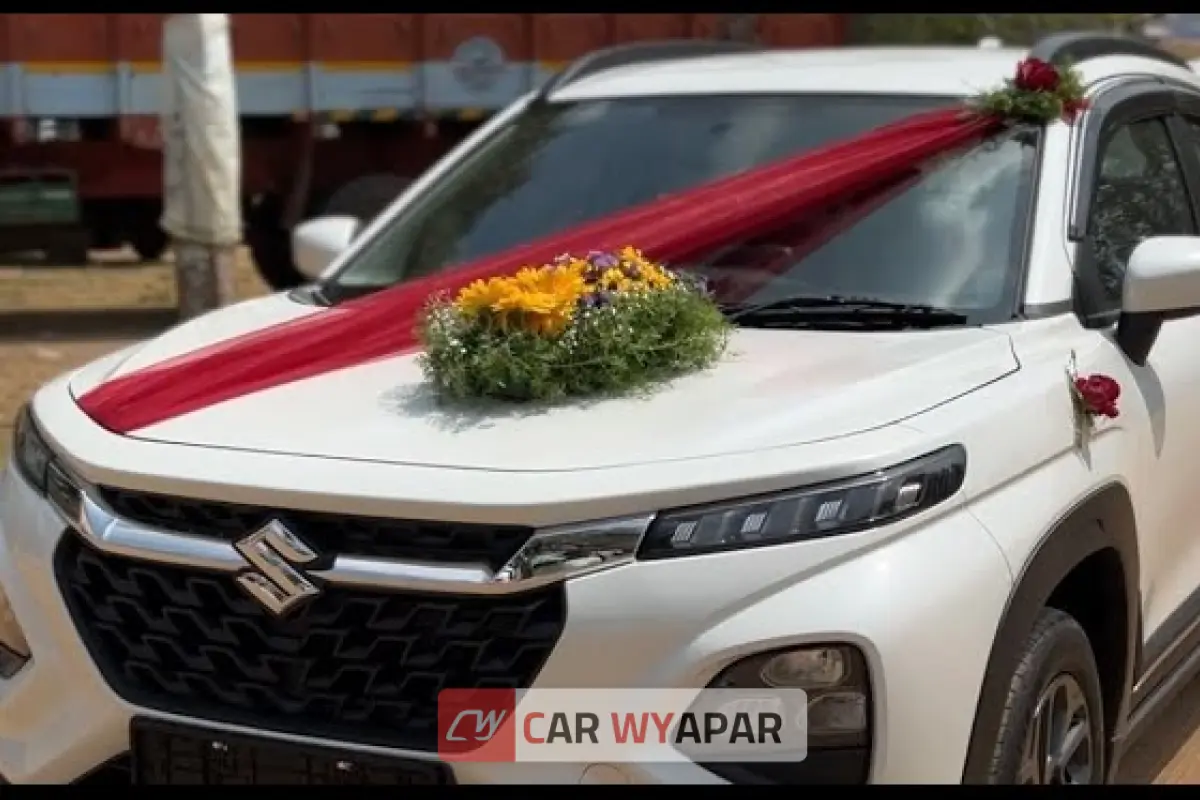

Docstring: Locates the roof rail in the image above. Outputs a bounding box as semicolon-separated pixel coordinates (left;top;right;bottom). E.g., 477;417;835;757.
1028;31;1189;71
534;40;760;104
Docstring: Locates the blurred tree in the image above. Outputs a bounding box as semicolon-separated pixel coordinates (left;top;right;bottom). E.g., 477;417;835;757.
850;14;1154;46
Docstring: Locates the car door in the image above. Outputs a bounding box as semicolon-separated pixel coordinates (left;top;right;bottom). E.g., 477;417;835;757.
1069;85;1200;672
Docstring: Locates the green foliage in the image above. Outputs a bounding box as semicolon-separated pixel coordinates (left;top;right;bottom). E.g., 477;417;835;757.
418;280;731;404
970;61;1087;125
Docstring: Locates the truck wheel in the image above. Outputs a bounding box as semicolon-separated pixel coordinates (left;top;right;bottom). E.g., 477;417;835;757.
247;227;299;290
89;228;123;251
130;223;168;262
246;194;304;291
44;228;91;266
323;173;411;225
247;174;409;292
984;608;1106;784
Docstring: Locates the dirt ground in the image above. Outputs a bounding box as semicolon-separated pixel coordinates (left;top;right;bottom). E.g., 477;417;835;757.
0;249;268;464
1;252;1200;782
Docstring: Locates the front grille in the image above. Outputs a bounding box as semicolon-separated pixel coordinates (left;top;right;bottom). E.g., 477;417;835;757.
99;486;533;572
55;533;566;752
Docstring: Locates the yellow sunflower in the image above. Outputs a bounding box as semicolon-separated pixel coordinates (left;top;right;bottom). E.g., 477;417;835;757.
451;252;675;337
455;277;521;318
493;265;585;336
627;248;676;288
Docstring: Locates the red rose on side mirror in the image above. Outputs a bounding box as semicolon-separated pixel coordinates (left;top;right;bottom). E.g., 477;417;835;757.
1014;58;1061;93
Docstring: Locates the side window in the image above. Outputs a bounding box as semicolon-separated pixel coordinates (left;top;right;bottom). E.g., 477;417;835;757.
1182;118;1200;164
1085;117;1195;312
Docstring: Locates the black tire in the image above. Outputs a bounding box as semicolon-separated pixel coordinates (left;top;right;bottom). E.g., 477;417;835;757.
984;607;1106;784
246;193;305;291
247;174;409;292
129;223;168;262
322;173;410;225
89;228;122;251
247;226;300;290
43;227;90;266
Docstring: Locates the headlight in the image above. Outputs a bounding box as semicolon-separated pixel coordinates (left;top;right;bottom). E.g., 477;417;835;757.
638;445;966;559
3;405;61;678
10;403;83;522
11;404;53;495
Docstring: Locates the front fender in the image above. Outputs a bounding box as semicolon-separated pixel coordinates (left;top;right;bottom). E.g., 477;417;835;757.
961;483;1139;783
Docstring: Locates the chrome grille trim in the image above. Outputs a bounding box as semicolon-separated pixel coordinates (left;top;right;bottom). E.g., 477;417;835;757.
65;485;653;595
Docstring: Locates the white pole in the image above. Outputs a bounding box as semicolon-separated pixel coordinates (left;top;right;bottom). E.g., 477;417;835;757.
160;14;242;320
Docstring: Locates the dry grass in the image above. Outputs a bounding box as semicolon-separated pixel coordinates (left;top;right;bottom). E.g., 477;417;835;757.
0;248;268;462
0;249;267;312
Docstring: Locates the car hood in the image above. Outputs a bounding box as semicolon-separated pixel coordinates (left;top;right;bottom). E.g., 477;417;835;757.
70;295;1017;472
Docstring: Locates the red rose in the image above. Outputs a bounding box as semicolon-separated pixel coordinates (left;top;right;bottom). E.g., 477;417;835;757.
1014;58;1061;93
1074;374;1121;419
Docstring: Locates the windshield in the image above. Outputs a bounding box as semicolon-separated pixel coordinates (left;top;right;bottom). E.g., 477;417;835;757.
325;94;1038;323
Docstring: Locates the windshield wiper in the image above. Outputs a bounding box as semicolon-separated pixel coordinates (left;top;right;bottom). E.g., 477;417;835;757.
724;294;969;329
313;282;388;306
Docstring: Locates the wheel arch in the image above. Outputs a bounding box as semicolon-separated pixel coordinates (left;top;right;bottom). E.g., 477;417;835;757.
961;481;1139;784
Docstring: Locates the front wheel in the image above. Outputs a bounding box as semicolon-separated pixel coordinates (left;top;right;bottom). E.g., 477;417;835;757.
985;607;1106;784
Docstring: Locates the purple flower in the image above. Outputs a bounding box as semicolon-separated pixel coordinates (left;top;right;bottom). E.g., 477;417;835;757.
578;291;613;310
588;251;620;269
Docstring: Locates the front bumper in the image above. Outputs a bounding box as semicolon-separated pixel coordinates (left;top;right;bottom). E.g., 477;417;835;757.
0;464;1013;784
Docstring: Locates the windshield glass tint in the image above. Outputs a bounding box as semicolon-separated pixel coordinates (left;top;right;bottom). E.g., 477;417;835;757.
328;94;1034;320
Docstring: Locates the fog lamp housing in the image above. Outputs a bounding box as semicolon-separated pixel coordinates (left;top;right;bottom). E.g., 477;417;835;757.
701;644;872;784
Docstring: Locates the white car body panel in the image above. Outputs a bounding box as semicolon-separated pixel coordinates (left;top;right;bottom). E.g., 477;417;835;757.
39;365;928;528
0;459;1014;784
72;326;1016;471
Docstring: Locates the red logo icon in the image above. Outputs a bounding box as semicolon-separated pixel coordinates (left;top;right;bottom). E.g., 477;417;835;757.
437;688;517;761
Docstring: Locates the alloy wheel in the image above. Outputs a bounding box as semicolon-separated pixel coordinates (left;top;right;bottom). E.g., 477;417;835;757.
1017;672;1095;785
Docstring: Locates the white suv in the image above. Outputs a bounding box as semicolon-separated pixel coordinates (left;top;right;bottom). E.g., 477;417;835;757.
5;33;1200;785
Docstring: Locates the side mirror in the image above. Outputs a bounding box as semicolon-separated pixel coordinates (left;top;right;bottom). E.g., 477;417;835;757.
292;215;360;282
1117;235;1200;365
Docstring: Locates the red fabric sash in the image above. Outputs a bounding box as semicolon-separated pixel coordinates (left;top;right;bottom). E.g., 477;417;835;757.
79;109;999;434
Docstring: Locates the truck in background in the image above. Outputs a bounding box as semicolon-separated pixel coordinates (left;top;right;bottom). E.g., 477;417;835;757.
0;13;846;289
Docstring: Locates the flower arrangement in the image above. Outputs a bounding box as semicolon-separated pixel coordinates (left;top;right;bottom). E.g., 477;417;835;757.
970;57;1089;125
1066;351;1120;445
418;247;731;403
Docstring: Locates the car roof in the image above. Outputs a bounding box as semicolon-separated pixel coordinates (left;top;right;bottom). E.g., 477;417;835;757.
550;46;1200;103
